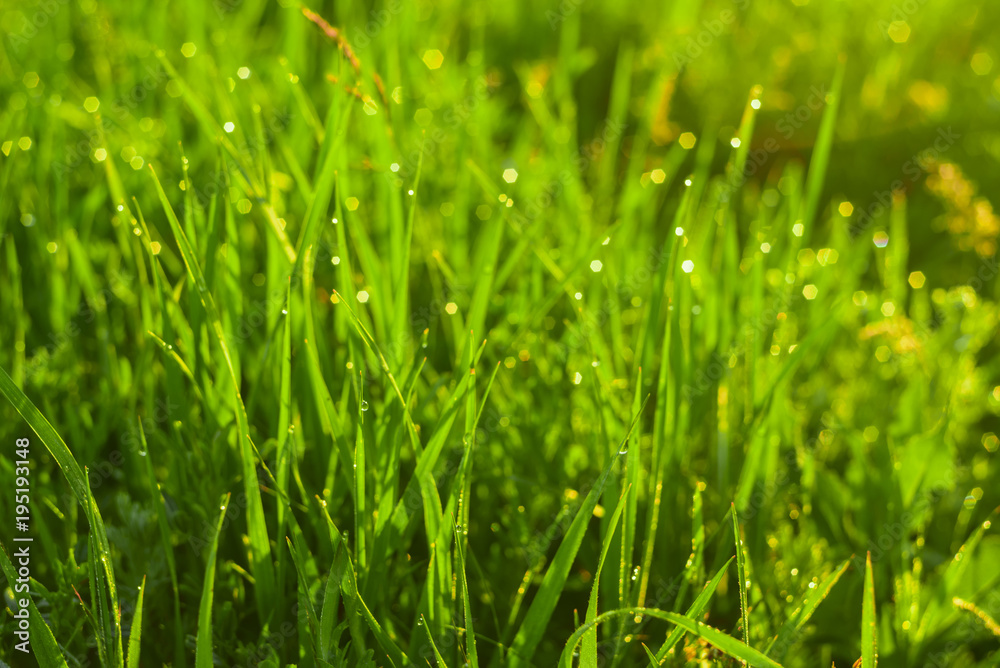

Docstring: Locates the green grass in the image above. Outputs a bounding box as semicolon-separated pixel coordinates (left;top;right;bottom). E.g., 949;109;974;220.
2;0;1000;666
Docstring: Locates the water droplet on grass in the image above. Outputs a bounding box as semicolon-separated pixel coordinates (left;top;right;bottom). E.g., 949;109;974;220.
360;400;369;411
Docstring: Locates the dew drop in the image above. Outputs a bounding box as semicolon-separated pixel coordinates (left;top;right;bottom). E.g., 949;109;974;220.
618;440;629;455
360;400;369;411
138;450;147;457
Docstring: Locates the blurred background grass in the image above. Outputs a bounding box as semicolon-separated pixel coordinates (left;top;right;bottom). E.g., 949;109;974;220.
2;0;1000;666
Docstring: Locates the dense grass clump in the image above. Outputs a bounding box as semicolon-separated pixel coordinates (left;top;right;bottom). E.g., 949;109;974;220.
2;0;1000;666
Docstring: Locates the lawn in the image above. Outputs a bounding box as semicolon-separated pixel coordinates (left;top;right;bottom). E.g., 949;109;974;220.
1;0;999;666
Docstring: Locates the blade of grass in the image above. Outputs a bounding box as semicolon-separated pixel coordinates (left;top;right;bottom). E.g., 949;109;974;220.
0;366;122;665
454;519;479;668
286;536;321;661
733;503;749;646
127;576;146;668
655;557;734;660
582;485;629;668
421;614;450;668
196;494;231;668
559;608;784;668
798;57;846;241
862;551;877;668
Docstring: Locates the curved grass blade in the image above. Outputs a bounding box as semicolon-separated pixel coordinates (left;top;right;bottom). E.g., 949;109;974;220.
952;597;1000;637
0;365;122;665
655;557;734;660
559;608;784;668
